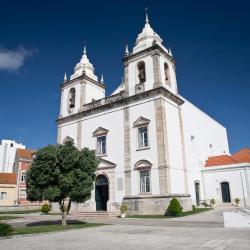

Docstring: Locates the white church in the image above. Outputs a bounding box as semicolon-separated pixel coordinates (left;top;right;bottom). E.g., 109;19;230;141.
56;15;232;214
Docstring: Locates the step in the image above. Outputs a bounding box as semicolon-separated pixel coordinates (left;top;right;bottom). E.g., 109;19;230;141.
72;211;118;218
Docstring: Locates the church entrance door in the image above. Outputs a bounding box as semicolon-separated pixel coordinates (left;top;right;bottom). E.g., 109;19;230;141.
95;175;109;211
221;182;231;203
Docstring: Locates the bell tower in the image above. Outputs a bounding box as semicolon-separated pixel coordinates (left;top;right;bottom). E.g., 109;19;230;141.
59;47;105;118
123;14;178;97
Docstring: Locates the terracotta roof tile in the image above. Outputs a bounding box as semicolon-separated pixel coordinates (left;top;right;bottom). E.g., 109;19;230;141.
17;148;35;159
0;173;17;184
205;148;250;167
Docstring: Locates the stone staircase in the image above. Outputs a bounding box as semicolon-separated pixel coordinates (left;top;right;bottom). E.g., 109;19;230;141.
71;211;118;219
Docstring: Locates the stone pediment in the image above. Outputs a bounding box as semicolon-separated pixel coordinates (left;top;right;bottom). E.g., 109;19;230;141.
97;157;116;170
92;127;109;137
134;159;152;169
133;116;150;127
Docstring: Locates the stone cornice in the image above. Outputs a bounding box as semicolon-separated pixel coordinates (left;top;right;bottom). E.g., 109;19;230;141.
123;43;175;65
56;87;184;125
61;74;105;90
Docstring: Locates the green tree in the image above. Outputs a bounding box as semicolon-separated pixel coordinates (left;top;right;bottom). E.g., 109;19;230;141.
26;137;99;226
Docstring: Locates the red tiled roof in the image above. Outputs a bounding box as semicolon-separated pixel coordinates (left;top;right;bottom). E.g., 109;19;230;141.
17;148;35;159
0;173;17;184
205;148;250;167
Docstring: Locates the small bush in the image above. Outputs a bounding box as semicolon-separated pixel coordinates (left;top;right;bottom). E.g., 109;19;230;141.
192;205;196;211
167;198;182;216
210;198;216;206
0;223;14;237
201;201;209;207
41;203;51;214
235;198;240;206
120;203;128;214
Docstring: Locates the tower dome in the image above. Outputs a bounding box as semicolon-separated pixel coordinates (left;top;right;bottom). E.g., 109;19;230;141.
133;13;163;54
70;46;98;81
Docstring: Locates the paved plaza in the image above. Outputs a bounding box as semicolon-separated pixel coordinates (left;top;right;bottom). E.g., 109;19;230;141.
0;207;250;250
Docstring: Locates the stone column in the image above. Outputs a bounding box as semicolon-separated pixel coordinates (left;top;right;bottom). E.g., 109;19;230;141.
59;88;64;117
76;121;82;149
57;126;62;144
152;50;162;88
123;60;129;96
123;106;131;195
79;79;86;111
154;98;170;194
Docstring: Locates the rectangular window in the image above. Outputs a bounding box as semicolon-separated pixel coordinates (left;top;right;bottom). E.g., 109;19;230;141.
19;189;26;199
0;192;7;200
20;172;26;182
97;136;106;155
138;126;149;148
140;170;150;193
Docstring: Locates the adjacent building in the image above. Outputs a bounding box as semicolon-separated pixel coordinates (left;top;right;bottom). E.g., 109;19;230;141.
56;15;229;214
0;173;17;206
202;148;250;206
13;148;36;205
0;139;25;173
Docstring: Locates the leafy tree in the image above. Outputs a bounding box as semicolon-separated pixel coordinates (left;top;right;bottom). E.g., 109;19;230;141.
26;137;99;226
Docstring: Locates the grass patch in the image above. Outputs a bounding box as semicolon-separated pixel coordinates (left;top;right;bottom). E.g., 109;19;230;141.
0;209;40;215
127;208;211;219
14;220;104;235
0;216;22;220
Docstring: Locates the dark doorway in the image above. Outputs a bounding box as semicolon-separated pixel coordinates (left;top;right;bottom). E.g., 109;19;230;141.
95;175;109;211
195;181;200;206
221;182;231;203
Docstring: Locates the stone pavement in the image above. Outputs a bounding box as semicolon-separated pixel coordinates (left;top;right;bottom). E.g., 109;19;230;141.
0;207;249;249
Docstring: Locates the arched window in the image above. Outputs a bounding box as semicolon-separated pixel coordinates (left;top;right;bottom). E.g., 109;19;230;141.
68;88;75;110
164;62;170;86
137;61;146;83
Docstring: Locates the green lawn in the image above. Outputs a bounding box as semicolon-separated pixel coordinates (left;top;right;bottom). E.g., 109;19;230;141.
0;209;40;215
14;222;104;235
0;216;22;220
127;208;211;219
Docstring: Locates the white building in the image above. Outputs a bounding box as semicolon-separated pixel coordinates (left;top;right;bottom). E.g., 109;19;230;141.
0;140;25;173
57;15;229;214
202;148;250;206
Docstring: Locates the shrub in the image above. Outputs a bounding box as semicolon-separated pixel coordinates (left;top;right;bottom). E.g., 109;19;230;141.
167;198;182;216
235;198;240;206
41;203;51;214
201;201;209;207
192;205;196;211
210;198;216;206
120;203;128;214
0;223;14;237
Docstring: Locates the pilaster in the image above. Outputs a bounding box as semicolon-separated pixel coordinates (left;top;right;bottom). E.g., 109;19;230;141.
154;98;170;194
123;106;131;195
152;50;162;88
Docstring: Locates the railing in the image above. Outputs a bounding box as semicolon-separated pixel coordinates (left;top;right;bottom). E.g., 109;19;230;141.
82;92;124;111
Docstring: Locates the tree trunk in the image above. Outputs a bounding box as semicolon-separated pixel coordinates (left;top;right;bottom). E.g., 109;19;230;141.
62;212;67;226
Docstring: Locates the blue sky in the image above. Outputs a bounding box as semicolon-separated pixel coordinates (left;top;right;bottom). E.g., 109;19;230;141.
0;0;249;153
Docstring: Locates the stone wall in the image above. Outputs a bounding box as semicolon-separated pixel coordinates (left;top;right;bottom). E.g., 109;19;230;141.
123;194;192;215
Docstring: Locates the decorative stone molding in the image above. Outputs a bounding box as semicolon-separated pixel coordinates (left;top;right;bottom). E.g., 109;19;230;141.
135;83;145;94
92;127;109;137
152;50;162;88
124;107;131;195
57;87;184;125
97;157;116;170
77;121;82;149
154;98;171;194
133;116;150;127
134;159;152;170
57;127;62;144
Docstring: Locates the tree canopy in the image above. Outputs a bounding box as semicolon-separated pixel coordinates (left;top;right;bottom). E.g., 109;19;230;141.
26;137;99;225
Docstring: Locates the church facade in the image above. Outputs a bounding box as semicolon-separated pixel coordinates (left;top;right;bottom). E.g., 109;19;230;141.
57;15;229;214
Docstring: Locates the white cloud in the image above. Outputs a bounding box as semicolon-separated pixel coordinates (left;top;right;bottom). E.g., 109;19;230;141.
0;46;35;72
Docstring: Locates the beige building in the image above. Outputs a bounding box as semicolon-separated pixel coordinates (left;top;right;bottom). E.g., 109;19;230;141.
0;173;17;206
